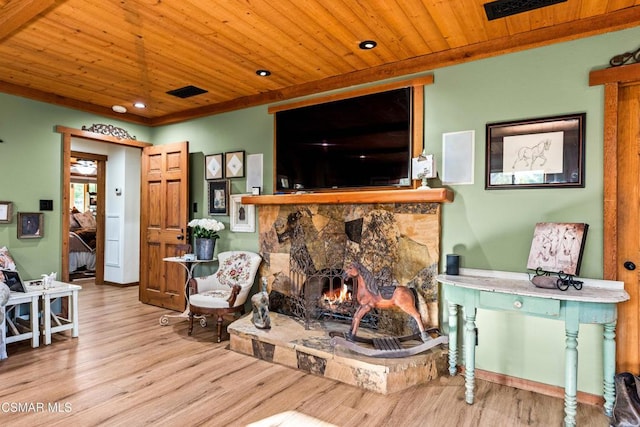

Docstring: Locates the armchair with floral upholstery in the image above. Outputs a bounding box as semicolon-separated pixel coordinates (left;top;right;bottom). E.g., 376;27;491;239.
187;250;262;342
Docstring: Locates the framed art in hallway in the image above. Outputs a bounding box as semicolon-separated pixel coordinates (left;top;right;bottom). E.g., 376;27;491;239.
486;113;585;189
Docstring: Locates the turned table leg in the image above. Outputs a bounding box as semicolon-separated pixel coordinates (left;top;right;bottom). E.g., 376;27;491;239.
602;322;617;417
448;302;458;376
464;306;477;405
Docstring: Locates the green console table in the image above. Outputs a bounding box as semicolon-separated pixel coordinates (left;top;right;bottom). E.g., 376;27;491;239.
438;269;629;427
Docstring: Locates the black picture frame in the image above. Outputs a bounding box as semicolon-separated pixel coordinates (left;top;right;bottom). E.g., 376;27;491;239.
208;180;229;215
485;113;586;189
17;212;44;238
224;150;245;178
205;153;224;180
1;269;26;292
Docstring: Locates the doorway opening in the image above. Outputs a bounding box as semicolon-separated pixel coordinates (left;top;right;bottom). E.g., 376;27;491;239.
69;152;98;281
68;154;105;281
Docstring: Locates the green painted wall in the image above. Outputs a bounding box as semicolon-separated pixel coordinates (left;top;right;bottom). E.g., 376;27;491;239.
1;26;639;395
0;96;151;279
151;107;272;275
425;27;639;394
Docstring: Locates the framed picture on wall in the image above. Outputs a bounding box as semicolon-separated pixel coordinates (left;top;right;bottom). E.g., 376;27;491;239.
208;180;229;215
229;194;255;232
0;201;13;223
485;113;586;189
225;150;245;178
18;212;44;238
205;153;224;180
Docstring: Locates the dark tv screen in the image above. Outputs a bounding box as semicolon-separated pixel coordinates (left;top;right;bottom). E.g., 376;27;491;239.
275;87;412;191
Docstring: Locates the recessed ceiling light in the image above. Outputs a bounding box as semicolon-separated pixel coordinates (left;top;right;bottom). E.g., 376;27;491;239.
359;40;377;50
256;69;271;77
133;102;146;109
112;105;127;113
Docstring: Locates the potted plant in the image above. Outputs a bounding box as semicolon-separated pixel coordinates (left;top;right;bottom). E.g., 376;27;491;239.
188;218;225;260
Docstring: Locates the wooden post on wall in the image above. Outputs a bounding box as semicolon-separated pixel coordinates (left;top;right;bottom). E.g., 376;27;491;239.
602;82;619;280
412;84;425;190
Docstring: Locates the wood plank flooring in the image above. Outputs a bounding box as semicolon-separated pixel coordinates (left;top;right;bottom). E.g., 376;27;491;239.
0;280;610;426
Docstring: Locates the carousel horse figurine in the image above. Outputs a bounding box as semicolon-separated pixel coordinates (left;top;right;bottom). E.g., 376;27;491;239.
344;262;430;342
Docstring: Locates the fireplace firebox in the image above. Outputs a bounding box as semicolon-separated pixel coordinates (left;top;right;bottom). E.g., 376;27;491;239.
269;267;380;330
260;202;442;337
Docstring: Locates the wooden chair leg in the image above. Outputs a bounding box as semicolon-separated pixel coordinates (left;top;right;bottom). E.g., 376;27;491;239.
188;312;194;336
216;314;223;343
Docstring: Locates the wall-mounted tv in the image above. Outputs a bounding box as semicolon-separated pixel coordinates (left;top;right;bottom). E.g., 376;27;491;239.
275;87;413;192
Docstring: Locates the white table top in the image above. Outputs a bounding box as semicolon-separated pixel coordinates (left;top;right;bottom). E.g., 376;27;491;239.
24;280;82;293
437;268;629;303
162;256;217;263
7;289;41;302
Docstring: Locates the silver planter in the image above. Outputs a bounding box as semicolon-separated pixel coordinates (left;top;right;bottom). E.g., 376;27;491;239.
194;238;215;260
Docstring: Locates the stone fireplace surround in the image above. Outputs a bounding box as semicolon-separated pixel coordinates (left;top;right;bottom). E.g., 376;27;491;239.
228;189;453;393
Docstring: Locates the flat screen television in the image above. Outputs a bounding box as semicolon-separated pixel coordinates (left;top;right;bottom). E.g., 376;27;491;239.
275;87;413;192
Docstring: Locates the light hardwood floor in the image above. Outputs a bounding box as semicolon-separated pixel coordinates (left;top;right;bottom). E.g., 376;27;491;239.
0;280;609;426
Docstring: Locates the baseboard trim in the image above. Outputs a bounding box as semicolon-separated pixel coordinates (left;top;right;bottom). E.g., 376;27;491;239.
462;367;604;407
103;281;139;288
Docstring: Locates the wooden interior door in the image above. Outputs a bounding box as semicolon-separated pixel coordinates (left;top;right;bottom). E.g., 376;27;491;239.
615;82;640;373
139;141;189;310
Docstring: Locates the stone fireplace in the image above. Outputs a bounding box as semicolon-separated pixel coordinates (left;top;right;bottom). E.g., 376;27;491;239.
228;189;453;394
259;201;442;335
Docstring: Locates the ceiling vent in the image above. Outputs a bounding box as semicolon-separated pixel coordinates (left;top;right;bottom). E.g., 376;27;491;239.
484;0;567;21
166;85;208;98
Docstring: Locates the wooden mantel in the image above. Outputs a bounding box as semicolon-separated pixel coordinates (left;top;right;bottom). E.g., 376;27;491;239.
241;188;453;205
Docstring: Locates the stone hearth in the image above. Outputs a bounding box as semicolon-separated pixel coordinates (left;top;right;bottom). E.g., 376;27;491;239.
235;190;452;393
228;313;448;394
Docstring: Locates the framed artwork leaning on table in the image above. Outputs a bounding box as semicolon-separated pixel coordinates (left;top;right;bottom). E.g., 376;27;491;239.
0;269;26;292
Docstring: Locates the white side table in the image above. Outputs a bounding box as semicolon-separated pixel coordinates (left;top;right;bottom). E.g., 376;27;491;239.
159;256;217;325
26;281;81;345
5;289;41;349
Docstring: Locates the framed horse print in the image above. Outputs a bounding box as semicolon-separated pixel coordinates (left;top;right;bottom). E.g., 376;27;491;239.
485;113;585;189
526;222;589;276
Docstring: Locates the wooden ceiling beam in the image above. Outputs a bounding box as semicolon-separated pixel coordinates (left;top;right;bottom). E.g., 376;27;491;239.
150;6;640;126
0;0;63;41
0;80;152;125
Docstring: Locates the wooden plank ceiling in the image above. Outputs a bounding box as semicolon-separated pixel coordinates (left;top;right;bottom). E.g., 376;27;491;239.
0;0;638;126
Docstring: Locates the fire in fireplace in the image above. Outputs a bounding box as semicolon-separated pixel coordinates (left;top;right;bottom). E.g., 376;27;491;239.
269;267;380;330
